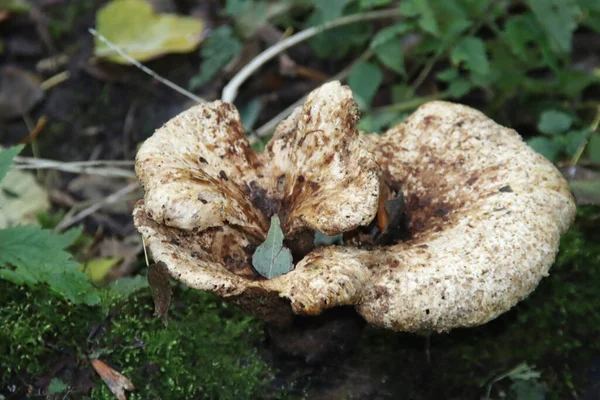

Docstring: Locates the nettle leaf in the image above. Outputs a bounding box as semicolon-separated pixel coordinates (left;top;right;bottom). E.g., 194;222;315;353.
348;61;383;110
537;110;573;135
451;36;490;76
563;129;589;157
189;26;242;89
448;78;472;98
252;215;293;279
527;137;563;162
526;0;582;54
0;144;24;183
0;225;102;304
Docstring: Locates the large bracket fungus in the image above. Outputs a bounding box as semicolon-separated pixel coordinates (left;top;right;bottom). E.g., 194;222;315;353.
134;81;576;335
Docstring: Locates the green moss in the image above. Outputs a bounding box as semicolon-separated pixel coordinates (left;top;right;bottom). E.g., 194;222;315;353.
0;283;273;399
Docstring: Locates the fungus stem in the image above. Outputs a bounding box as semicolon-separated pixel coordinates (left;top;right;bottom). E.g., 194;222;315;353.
222;10;400;103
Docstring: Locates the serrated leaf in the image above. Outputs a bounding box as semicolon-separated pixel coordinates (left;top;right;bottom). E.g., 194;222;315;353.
527;136;563;162
348;61;383;110
0;225;101;304
373;37;405;75
526;0;581;54
537;110;573;135
0;145;24;183
370;22;413;49
451;36;490;75
252;216;293;279
189;26;242;89
94;0;204;63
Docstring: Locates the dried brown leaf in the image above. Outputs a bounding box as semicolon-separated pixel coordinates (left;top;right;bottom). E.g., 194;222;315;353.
148;261;171;326
90;359;134;400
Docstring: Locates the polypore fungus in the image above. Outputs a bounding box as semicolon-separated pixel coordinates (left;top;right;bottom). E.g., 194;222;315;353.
134;81;576;333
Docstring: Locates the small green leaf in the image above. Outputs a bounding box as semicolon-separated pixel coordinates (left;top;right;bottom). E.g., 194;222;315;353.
587;133;600;163
359;0;393;9
373;37;405;75
537;110;573;135
48;378;68;395
451;36;490;75
527;136;563;162
370;22;413;49
239;98;262;131
189;26;242;89
312;0;353;22
252;216;293;279
448;78;472;98
399;0;439;36
0;145;24;183
391;84;414;102
314;232;344;246
526;0;582;53
348;61;383;110
436;68;459;82
563;129;589;157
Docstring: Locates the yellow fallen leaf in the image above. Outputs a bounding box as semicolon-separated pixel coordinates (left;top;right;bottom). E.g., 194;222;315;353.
80;257;122;283
94;0;204;64
91;359;134;400
0;169;49;228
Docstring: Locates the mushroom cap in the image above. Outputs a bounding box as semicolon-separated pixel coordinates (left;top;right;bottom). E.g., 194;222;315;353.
134;84;576;332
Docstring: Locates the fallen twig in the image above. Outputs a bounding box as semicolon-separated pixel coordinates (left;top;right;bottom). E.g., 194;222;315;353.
14;156;135;178
54;182;140;232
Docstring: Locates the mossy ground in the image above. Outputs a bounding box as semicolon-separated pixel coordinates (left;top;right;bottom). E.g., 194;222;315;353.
1;208;599;399
0;284;274;399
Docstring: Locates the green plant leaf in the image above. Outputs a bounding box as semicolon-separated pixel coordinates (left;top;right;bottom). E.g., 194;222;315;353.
239;98;262;131
527;137;563;162
189;26;242;89
311;0;353;22
448;78;472;98
399;0;439;36
348;61;383;110
0;145;24;183
526;0;582;53
252;216;293;279
370;22;413;49
537;110;573;135
436;68;459;82
314;232;344;246
48;378;68;395
563;129;589;157
0;225;102;304
588;133;600;163
94;0;204;63
373;37;405;74
451;36;490;75
360;0;393;9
